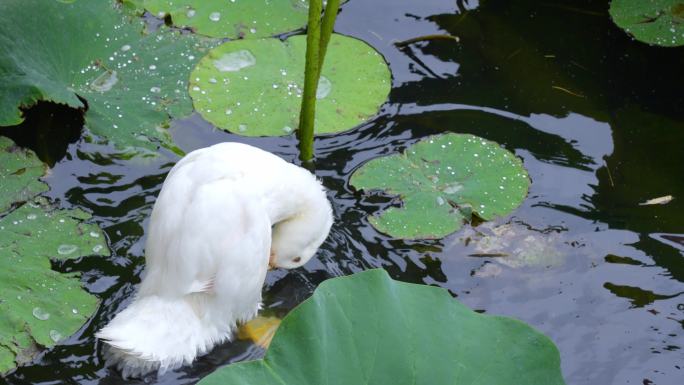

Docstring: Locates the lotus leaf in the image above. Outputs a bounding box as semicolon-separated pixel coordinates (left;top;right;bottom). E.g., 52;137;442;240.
0;136;48;214
126;0;309;39
189;34;390;136
0;0;216;151
0;197;109;373
199;269;565;385
350;133;529;239
610;0;684;47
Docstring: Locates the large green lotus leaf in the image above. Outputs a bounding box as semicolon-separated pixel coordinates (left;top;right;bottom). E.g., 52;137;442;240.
0;198;110;373
0;0;216;151
189;34;391;136
126;0;309;39
0;136;48;214
350;133;529;239
609;0;684;47
199;269;565;385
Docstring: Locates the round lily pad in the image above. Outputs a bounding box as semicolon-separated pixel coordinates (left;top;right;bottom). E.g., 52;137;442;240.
189;34;391;136
610;0;684;47
0;136;48;214
350;133;530;239
0;198;109;374
126;0;310;38
0;0;216;151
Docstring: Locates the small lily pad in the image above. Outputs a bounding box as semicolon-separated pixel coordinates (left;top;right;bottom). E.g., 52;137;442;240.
0;136;48;214
609;0;684;47
0;0;216;151
189;34;391;136
0;198;110;374
350;133;530;239
126;0;310;38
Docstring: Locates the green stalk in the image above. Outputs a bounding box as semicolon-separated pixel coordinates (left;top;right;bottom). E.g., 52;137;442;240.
297;0;340;162
297;0;323;162
317;0;341;75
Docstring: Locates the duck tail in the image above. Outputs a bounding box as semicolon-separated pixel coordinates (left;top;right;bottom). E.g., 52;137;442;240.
96;295;228;378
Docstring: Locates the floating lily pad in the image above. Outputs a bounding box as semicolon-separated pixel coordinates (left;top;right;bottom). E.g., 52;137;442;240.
126;0;309;38
199;269;565;385
0;198;109;374
0;136;48;214
189;34;391;136
0;0;216;151
350;133;529;239
610;0;684;47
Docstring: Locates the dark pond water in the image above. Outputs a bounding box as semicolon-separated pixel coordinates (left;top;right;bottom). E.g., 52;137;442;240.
3;0;684;384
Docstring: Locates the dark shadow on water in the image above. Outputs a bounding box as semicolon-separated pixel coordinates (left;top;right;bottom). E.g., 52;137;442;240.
1;102;84;167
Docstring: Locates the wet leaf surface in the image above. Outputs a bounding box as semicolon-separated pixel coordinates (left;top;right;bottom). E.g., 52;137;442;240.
350;133;529;239
0;0;216;151
0;198;109;373
610;0;684;47
190;34;390;136
0;136;48;214
126;0;309;38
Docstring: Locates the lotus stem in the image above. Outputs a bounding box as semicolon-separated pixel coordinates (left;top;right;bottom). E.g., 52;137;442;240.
297;0;340;162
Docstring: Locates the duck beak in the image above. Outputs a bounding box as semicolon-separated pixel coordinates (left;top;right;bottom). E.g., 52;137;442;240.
268;252;276;270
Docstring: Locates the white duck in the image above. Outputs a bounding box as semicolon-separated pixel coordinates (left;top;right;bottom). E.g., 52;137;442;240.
96;142;333;376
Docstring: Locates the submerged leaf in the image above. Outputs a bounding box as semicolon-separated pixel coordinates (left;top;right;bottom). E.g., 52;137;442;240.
199;269;566;385
126;0;310;38
0;0;216;151
609;0;684;47
189;34;391;136
350;133;530;239
0;198;109;373
0;136;48;214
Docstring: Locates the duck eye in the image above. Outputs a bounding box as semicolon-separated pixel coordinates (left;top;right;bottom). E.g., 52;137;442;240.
293;257;302;263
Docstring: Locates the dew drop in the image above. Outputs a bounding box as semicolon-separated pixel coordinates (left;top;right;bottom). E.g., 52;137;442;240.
32;307;50;321
316;76;332;99
213;50;256;72
186;8;196;18
121;44;131;52
57;244;78;255
209;12;221;22
49;330;63;343
89;70;118;92
150;86;161;93
92;244;104;253
89;231;100;238
283;126;293;133
238;124;247;132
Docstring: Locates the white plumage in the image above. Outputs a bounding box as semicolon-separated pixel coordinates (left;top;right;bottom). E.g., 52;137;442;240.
97;143;333;377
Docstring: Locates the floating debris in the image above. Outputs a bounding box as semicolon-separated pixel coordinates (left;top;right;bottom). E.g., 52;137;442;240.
639;195;674;206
